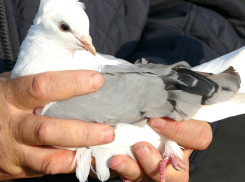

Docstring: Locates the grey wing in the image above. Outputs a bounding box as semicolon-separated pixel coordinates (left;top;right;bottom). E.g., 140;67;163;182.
101;61;190;75
43;63;241;125
43;73;169;125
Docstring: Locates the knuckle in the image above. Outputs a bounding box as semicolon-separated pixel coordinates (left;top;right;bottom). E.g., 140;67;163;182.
2;79;19;106
168;122;182;139
86;129;91;144
82;124;95;146
195;123;213;150
146;168;160;179
36;120;50;145
42;155;64;175
122;160;147;182
124;171;140;181
30;74;52;101
81;122;106;146
72;72;91;94
10;114;25;142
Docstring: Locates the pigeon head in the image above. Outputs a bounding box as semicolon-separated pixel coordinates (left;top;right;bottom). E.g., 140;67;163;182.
34;0;96;56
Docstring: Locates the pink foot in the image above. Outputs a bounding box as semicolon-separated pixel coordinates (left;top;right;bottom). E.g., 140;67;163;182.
160;155;187;182
120;176;132;182
160;156;169;182
169;154;187;171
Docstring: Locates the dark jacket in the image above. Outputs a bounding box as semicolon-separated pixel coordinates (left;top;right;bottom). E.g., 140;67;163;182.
1;0;245;181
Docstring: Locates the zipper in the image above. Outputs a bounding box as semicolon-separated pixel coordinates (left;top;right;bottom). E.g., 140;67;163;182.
0;0;16;70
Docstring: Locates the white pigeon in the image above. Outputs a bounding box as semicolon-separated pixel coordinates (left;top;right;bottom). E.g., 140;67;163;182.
11;0;245;182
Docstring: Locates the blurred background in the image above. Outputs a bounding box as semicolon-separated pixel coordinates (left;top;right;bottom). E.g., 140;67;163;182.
189;0;245;181
190;115;245;182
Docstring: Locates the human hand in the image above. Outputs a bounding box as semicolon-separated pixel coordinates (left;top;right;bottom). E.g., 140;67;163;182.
109;118;212;182
0;71;115;181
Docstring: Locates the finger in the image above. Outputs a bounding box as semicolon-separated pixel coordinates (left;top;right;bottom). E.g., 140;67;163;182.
109;155;151;182
148;118;212;150
13;114;114;147
2;146;76;180
133;142;162;181
21;145;77;175
4;70;104;109
165;149;193;182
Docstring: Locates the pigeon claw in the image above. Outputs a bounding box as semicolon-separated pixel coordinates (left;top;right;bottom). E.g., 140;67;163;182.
169;154;187;171
160;155;187;182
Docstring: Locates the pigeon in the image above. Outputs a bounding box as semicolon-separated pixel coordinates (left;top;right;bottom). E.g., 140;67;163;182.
10;0;245;182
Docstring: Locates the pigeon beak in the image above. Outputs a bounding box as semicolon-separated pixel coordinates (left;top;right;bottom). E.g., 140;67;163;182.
79;35;97;56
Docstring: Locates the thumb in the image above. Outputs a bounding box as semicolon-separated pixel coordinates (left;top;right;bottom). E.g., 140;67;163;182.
4;70;104;109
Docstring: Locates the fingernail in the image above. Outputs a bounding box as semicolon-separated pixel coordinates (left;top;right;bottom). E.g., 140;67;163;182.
90;73;103;89
151;118;167;129
102;128;114;143
135;146;150;159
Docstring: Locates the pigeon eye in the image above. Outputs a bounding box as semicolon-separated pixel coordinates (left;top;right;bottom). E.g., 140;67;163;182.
59;23;70;32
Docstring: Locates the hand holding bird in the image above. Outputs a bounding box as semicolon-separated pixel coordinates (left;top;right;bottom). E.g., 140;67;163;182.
0;70;115;180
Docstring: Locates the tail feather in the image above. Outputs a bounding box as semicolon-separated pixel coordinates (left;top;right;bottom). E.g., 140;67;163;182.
193;94;245;122
210;72;240;89
91;148;112;182
158;64;241;121
75;148;92;182
222;67;241;83
192;46;245;93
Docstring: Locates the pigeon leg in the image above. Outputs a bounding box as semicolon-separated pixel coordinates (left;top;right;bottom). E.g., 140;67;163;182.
160;156;169;182
160;155;187;182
